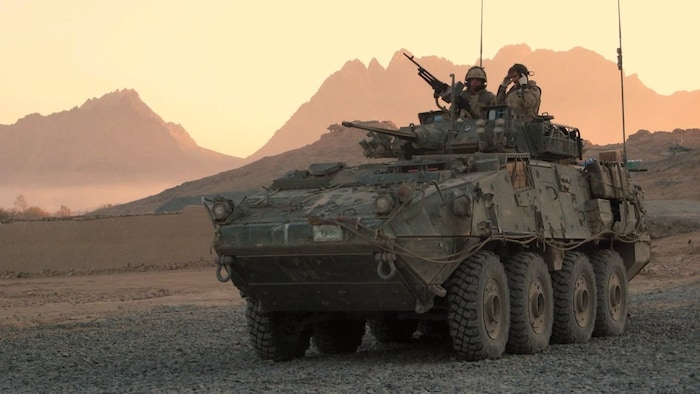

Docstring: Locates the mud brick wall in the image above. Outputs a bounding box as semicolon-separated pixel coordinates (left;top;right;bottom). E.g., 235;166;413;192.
0;206;216;274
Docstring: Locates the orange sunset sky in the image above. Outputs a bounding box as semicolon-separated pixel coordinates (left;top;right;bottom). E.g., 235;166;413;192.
1;0;698;158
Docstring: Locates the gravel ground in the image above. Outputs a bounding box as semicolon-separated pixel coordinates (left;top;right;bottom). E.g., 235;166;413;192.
1;280;698;393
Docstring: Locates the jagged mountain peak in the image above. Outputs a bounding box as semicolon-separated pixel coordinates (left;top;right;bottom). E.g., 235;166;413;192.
82;88;141;105
340;58;367;70
367;58;385;73
493;43;534;59
79;88;163;122
12;88;162;129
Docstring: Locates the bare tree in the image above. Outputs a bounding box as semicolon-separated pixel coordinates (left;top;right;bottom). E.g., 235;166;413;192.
14;194;28;212
56;205;73;217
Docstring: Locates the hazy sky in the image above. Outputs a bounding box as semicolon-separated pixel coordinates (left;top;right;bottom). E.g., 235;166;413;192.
1;1;698;158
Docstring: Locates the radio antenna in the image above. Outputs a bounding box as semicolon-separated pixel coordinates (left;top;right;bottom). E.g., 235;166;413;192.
617;0;627;163
479;0;484;67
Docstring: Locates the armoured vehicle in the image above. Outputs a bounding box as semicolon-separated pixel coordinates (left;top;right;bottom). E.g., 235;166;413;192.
203;63;651;362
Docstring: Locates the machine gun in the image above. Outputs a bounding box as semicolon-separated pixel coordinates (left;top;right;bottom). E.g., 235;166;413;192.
403;53;449;97
403;53;479;119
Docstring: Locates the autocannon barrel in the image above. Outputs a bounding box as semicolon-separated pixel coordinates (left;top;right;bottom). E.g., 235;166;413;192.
342;121;418;142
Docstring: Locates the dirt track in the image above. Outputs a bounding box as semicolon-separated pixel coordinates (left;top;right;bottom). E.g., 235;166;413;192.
1;264;697;330
1;269;698;392
0;269;236;328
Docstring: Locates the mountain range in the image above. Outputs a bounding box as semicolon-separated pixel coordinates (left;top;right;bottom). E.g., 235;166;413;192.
249;45;700;161
1;45;698;212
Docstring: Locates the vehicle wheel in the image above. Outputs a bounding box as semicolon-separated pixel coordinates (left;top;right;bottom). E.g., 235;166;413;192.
504;251;553;354
590;249;628;336
551;252;597;344
447;250;510;361
312;319;365;354
245;299;311;361
368;315;418;343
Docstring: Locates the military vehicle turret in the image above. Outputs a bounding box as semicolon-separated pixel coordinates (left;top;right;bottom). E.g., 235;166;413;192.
203;67;650;362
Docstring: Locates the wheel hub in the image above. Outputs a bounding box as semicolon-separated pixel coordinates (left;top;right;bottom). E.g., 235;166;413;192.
573;274;592;327
528;277;547;334
608;271;625;321
483;277;503;340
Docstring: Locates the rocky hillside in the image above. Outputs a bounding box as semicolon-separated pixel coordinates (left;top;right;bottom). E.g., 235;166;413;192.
0;89;245;211
93;125;700;216
91;121;392;215
592;128;700;201
0;89;243;187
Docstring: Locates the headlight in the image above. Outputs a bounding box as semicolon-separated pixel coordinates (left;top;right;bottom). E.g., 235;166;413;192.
452;195;472;217
212;199;235;221
396;183;413;202
375;194;395;215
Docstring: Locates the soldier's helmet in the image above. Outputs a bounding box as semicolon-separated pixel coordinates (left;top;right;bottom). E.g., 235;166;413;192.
465;66;487;82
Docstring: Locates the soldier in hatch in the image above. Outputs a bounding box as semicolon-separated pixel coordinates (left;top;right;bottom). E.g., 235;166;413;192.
437;66;495;119
495;63;541;121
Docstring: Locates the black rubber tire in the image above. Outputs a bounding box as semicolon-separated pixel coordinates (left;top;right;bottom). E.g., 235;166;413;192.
312;319;366;354
245;299;311;361
447;250;510;361
368;315;418;343
551;252;597;344
590;249;628;337
504;251;553;354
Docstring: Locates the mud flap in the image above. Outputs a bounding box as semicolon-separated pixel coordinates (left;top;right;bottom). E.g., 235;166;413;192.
616;240;651;280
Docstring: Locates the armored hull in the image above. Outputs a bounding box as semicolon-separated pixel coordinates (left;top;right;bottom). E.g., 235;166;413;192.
204;107;650;361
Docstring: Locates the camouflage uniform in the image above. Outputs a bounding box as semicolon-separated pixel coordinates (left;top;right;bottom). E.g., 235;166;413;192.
441;87;495;119
496;80;541;121
463;89;496;119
